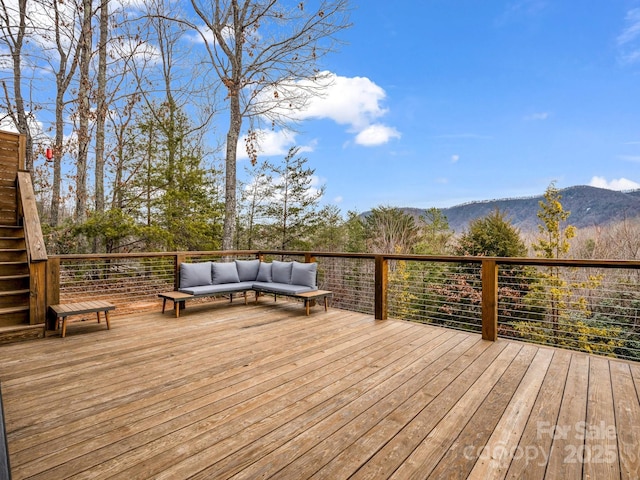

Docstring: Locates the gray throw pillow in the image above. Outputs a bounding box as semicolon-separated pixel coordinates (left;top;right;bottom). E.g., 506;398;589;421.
271;260;293;284
291;261;317;288
256;262;273;282
235;259;261;281
180;262;212;288
212;262;240;284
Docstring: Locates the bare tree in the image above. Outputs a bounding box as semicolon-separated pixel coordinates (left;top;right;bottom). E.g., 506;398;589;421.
94;0;108;217
43;0;84;227
363;206;421;254
0;0;34;169
187;0;351;250
75;0;94;226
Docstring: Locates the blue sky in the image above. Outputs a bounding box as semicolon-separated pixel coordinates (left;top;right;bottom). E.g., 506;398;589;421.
242;1;640;213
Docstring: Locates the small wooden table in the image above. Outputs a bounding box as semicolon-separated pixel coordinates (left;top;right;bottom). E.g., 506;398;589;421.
295;290;333;316
48;301;115;338
158;291;194;318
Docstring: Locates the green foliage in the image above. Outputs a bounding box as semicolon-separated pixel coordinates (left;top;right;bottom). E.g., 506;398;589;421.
310;205;347;252
73;209;140;253
363;206;420;254
104;100;224;252
236;161;274;249
533;182;576;259
344;210;367;253
455;208;526;257
415;208;453;255
238;147;325;250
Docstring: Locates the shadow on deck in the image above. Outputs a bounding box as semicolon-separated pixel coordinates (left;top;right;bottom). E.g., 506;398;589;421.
0;297;639;479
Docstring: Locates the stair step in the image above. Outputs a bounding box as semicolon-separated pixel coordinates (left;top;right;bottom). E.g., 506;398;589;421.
0;274;29;281
0;324;44;344
0;262;29;275
0;305;29;315
0;289;29;297
0;226;23;237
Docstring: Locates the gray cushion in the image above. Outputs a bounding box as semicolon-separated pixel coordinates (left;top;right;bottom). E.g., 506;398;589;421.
235;259;261;281
180;282;254;295
291;261;317;288
212;262;240;284
271;260;292;284
180;262;212;288
252;282;317;295
256;262;272;282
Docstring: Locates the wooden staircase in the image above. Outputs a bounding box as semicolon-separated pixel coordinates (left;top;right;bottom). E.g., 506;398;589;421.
0;225;30;326
0;131;45;343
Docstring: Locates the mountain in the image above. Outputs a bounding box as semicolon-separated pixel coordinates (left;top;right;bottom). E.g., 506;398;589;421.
389;186;640;233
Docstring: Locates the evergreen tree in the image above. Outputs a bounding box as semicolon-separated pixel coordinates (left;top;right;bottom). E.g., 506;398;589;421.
86;100;224;251
455;208;526;257
516;182;620;356
416;208;453;255
236;161;274;250
345;210;367;253
532;182;576;259
262;147;325;250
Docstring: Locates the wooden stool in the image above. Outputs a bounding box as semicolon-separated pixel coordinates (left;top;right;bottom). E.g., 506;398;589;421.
48;301;115;337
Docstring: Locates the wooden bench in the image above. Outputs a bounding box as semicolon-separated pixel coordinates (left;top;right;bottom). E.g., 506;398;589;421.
48;301;115;338
158;291;196;318
293;290;333;316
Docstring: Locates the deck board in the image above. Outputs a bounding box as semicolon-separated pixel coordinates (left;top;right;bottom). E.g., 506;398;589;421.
0;298;638;479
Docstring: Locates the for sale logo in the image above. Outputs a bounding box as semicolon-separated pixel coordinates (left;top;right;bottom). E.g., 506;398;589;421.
464;422;618;467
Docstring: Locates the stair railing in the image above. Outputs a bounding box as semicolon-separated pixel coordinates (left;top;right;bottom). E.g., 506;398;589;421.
16;171;47;325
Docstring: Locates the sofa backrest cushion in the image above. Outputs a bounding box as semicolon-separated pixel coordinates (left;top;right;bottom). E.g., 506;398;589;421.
271;260;293;284
180;262;213;288
256;262;273;282
291;261;317;288
212;262;240;284
235;259;261;282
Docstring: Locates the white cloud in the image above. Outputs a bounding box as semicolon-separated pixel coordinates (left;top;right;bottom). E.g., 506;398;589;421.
617;9;640;64
619;155;640;163
237;129;294;160
451;154;460;163
354;124;400;146
292;72;388;129
495;0;547;26
262;71;400;147
236;129;316;160
334;196;344;204
618;9;640;45
589;176;640;191
524;112;550;121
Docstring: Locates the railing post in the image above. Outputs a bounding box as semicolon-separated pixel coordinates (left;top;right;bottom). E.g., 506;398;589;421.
375;255;388;320
46;257;60;330
304;252;316;263
174;253;185;290
481;259;498;341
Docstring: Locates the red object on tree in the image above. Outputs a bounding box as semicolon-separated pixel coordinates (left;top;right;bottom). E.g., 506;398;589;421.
45;148;53;160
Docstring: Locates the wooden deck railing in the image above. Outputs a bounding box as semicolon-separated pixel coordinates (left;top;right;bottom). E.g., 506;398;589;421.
16;171;47;325
44;250;640;359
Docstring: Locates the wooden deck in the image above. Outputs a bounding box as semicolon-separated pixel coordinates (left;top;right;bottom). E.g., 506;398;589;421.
0;298;639;479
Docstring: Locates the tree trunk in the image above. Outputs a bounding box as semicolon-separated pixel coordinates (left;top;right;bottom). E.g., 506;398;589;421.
75;0;93;227
10;0;33;170
50;88;64;227
94;0;108;212
222;93;241;251
93;0;108;252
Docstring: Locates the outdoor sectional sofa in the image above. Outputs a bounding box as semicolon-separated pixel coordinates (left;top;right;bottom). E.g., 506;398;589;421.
159;259;331;317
